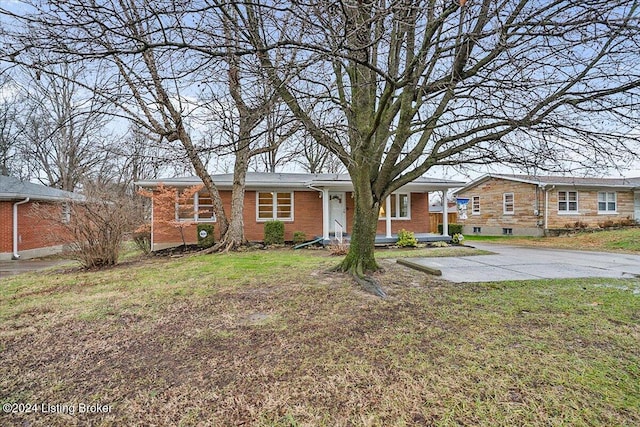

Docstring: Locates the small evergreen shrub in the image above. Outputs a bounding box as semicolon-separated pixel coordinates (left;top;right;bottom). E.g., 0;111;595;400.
197;223;215;248
264;220;285;245
396;229;418;247
452;233;465;244
293;231;307;245
437;223;463;235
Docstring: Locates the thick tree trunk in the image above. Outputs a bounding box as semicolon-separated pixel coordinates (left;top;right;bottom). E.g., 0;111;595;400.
214;142;249;251
336;170;386;297
176;127;229;237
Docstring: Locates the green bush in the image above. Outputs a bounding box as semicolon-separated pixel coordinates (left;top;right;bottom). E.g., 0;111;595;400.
264;220;285;245
437;223;463;235
197;223;215;248
396;229;418;247
452;233;465;244
293;231;307;245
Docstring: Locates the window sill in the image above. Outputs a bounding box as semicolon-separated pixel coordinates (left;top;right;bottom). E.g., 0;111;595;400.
256;218;294;222
378;217;411;221
597;211;618;215
557;212;580;215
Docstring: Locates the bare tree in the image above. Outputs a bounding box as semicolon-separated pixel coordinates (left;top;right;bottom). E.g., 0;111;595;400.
1;0;298;251
16;63;114;191
1;0;237;238
238;0;640;293
0;73;26;177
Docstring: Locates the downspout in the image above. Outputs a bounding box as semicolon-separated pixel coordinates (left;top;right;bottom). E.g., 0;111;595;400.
12;197;30;259
544;185;555;234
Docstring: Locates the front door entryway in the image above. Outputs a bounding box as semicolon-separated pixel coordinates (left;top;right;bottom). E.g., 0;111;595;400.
328;191;347;233
635;191;640;223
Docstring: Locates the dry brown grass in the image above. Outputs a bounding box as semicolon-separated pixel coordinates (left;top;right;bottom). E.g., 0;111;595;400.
1;249;638;426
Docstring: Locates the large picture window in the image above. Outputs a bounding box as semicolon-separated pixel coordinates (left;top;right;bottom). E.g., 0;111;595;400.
257;192;293;221
177;190;216;222
558;191;578;213
379;193;410;220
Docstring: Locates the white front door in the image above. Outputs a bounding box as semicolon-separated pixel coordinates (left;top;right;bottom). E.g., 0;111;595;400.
635;191;640;223
328;191;347;233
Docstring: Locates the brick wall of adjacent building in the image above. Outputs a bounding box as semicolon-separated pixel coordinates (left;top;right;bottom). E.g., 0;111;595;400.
0;202;12;253
151;189;432;249
0;200;69;257
456;177;636;235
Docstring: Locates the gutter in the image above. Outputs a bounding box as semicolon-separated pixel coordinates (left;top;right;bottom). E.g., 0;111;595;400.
306;184;325;195
12;197;30;259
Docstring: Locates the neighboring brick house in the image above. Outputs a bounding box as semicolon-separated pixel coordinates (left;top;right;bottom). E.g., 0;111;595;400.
135;172;463;250
0;175;85;260
454;174;640;236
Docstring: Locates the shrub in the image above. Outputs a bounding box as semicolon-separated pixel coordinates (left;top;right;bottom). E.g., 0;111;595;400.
292;231;307;245
30;186;138;268
133;223;152;254
452;233;465;244
328;241;349;255
264;220;285;245
197;223;215;248
599;219;615;229
437;223;463;235
574;221;588;229
619;217;635;227
396;229;418;247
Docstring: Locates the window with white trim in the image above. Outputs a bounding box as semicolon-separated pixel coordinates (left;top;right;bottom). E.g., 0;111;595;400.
472;196;480;215
558;191;578;213
598;192;617;213
257;191;293;221
61;202;71;223
379;193;410;219
177;190;216;222
503;193;514;215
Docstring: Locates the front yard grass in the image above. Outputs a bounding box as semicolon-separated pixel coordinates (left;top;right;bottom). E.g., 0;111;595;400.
1;248;638;426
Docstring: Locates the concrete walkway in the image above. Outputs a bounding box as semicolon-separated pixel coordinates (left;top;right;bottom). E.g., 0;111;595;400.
401;243;640;283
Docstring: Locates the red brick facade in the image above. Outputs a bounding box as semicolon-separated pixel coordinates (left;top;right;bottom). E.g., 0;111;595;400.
0;200;68;259
151;190;431;249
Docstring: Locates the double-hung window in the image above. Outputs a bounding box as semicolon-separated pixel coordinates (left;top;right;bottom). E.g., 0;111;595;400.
558;191;578;213
598;192;617;213
177;190;216;221
503;193;514;215
257;192;293;221
379;193;410;219
472;196;480;215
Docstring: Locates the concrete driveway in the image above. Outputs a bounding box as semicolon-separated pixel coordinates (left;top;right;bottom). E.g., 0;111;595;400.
401;243;640;283
0;259;75;279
